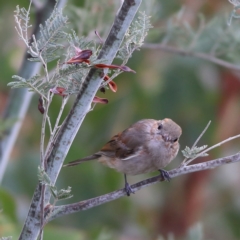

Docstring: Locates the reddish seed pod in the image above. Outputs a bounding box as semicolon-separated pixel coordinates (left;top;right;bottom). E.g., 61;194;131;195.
93;96;108;104
38;97;45;114
66;49;92;64
103;75;117;92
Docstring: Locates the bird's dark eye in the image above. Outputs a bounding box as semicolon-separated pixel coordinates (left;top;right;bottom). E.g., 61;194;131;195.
158;124;163;130
173;138;178;142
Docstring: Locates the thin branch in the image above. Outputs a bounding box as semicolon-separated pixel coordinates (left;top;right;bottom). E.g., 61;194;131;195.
14;1;34;49
210;27;229;55
182;120;211;164
46;116;53;135
32;35;50;83
44;96;69;159
143;43;240;71
185;133;240;165
51;96;68;138
46;152;240;222
188;15;205;50
27;84;48;101
25;0;33;44
192;121;211;149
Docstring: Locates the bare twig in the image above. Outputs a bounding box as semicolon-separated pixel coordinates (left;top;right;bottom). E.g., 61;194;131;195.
192;121;211;149
44;96;69;159
143;43;240;71
182;121;211;165
33;34;50;83
51;96;69;138
185;133;240;165
188;14;205;50
46;152;240;222
46;116;53;135
181;121;211;166
95;30;104;44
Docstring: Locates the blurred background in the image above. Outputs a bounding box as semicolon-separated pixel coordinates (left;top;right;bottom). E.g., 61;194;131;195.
1;0;240;239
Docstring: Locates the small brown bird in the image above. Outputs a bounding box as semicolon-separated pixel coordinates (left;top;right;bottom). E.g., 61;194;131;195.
65;118;182;196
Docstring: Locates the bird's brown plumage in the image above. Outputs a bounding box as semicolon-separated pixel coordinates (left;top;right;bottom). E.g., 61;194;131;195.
64;118;182;175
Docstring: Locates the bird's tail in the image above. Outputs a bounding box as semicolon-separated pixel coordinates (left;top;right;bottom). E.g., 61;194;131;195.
64;154;101;167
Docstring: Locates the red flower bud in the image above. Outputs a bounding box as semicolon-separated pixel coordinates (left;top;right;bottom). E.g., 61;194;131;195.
93;96;108;104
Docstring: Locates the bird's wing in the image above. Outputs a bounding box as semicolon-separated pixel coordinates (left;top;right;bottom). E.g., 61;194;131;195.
100;127;146;161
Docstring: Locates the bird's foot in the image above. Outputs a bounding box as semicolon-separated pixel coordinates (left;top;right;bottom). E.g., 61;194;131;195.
159;169;171;182
124;182;135;196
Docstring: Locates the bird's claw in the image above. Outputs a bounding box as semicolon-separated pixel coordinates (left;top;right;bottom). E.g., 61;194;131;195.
159;169;171;182
125;182;135;196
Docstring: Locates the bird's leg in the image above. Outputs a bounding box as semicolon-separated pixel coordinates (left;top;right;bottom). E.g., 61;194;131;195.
124;174;135;196
159;169;171;182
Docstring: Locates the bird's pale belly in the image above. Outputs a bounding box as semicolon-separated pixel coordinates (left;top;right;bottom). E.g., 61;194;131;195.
98;155;161;175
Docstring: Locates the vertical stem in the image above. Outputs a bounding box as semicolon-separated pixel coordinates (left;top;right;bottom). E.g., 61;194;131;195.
40;99;48;166
19;1;142;239
51;96;69;138
39;184;45;240
44;96;69;160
